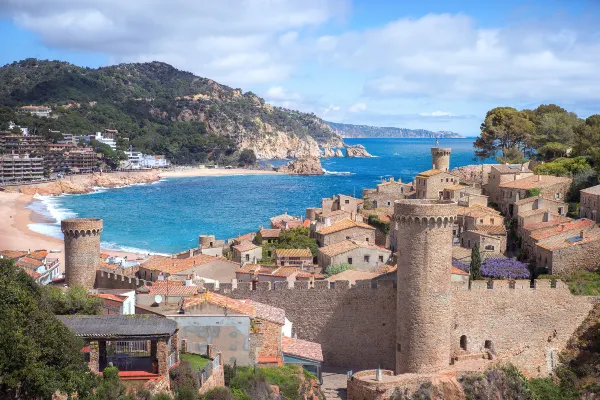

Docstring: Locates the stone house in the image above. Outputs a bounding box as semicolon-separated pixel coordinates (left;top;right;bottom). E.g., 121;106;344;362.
232;232;256;245
138;254;240;283
534;224;600;274
309;209;353;235
235;264;301;285
455;205;503;237
485;164;533;205
314;219;376;247
275;248;313;267
414;169;461;199
498;175;572;217
514;195;568;228
0;249;61;285
519;215;573;257
317;239;392;271
197;235;225;257
580;185;600;222
258;228;281;244
322;194;362;217
232;242;262;263
269;212;300;229
362;177;414;211
460;228;505;254
456;193;489;208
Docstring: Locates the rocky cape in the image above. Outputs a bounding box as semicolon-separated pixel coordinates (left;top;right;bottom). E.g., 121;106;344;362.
276;157;324;175
14;170;160;196
326;121;465;139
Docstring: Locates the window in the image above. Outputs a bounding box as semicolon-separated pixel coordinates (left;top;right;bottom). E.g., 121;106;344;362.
345;199;350;204
245;254;250;261
364;255;370;263
346;236;350;240
468;240;471;247
446;178;449;182
347;257;353;265
479;219;484;224
379;255;384;262
365;237;369;242
490;218;495;224
558;207;564;215
485;245;495;251
460;335;467;351
555;193;560;199
387;201;391;206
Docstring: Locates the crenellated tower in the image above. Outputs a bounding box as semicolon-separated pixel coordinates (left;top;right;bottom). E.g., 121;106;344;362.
61;218;103;289
431;147;451;171
394;199;457;374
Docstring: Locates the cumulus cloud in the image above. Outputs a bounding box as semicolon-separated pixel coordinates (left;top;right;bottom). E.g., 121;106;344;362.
1;0;348;87
348;102;367;112
316;12;600;102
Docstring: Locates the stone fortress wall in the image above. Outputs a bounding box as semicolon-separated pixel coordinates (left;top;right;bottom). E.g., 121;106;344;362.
216;278;593;376
431;147;451;172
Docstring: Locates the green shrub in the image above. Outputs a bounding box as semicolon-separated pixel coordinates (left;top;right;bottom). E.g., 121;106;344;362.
200;387;235;400
325;262;354;277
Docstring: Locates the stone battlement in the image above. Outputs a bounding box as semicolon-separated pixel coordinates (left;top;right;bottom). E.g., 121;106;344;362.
61;218;103;236
95;270;152;290
202;278;570;294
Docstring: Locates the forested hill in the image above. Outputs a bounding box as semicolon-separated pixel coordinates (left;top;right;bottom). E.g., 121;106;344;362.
325;121;465;139
0;59;342;163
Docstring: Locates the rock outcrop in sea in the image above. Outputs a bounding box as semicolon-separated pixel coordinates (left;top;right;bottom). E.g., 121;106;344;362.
276;157;324;175
345;144;373;157
334;149;344;157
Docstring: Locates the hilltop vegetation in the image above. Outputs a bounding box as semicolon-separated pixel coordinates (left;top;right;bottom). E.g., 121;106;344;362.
0;59;341;163
326;120;464;139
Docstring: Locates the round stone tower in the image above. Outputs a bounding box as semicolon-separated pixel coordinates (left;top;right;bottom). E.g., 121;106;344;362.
61;218;103;289
198;234;216;248
431;147;451;171
394;200;457;374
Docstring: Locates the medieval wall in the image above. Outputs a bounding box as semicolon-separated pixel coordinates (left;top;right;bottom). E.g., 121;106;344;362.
217;279;594;376
95;270;151;290
451;279;594;377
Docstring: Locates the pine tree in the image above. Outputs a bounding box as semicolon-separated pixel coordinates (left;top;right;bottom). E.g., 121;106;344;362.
470;243;482;280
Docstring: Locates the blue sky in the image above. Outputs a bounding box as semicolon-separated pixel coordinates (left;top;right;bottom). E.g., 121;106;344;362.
1;0;599;136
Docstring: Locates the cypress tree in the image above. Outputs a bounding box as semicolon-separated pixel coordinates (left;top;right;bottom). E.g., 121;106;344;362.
470;243;482;280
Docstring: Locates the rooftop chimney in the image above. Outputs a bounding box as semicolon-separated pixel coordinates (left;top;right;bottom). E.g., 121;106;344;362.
581;230;585;239
543;211;550;222
537;175;542;182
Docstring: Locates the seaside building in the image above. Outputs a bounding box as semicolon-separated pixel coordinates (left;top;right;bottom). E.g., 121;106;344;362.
18;105;51;117
485;163;533;205
66;149;98;171
94;132;117;150
362;177;415;212
0;153;44;182
0;133;47;155
314;219;376;247
122;151;170;169
139;253;239;283
0;249;60;285
274;248;313;267
580;185;600;222
317;239;392;271
498;175;572;217
232;242;262;264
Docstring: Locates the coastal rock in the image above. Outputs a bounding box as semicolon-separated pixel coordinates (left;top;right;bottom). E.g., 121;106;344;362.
345;144;373;157
276;157;324;175
334;149;344;157
322;146;335;158
18;170;160;196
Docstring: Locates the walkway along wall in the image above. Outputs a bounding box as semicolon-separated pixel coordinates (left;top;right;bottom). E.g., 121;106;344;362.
219;279;594;376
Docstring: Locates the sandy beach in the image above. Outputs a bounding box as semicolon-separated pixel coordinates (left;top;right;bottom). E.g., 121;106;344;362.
0;191;148;268
159;167;281;178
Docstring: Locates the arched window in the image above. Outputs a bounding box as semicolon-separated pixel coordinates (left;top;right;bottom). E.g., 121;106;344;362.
460;335;467;351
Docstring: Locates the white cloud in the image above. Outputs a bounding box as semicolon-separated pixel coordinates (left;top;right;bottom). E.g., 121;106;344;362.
1;0;348;87
348;102;367;112
316;13;600;102
419;111;455;117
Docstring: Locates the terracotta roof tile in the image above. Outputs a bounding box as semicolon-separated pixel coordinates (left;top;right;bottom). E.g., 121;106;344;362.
531;219;595;241
474;225;507;235
148;285;200;296
29;250;48;260
22;268;41;279
142;254;218;274
491;164;531;174
17;256;43;268
0;250;28;259
152;280;185;286
270;267;298;278
282;337;323;362
451;266;469;276
581;185;600;195
259;229;281;238
522;216;572;232
316;219;375;235
243;300;286;325
234;232;254;243
275;248;312;258
319;240;361;257
270;213;299;223
499;175;572;190
236;264;273;275
327;270;378;283
537;227;600;251
233;242;260;252
95;293;127;303
444;184;467;191
518;208;549;218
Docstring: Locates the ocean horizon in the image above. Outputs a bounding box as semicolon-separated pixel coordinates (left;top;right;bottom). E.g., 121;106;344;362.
27;138;490;254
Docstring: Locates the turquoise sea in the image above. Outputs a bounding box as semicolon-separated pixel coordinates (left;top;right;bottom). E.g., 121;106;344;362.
28;138;487;254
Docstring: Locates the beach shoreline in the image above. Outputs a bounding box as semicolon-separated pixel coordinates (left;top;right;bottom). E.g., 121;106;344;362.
0;191;150;267
159;167;282;178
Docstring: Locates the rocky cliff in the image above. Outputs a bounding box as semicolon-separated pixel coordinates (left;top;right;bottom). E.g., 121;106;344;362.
16;171;160;196
276;157;324;175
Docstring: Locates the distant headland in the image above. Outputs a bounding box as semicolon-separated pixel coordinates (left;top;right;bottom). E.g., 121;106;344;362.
325;121;465;139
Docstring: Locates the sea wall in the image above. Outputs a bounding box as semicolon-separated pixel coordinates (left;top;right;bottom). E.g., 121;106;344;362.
215;279;595;375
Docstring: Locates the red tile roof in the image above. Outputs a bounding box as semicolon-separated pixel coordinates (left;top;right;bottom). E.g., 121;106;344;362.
22;268;41;279
474;225;507;235
531;219;595;241
499;175;572;190
326;270;378;283
451;266;469;276
522;216;572;232
274;248;312;258
282;337;323;362
0;250;28;259
270;267;298;278
316;219;375;235
95;293;127;303
233;242;260;252
148;285;200;296
142;254;217;274
259;229;281;238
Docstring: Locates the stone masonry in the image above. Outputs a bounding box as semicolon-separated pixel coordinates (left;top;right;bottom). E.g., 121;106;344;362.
431;147;451;171
61;218;103;289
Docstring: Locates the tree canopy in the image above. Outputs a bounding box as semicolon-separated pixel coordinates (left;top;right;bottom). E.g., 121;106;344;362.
0;258;97;398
